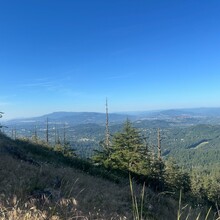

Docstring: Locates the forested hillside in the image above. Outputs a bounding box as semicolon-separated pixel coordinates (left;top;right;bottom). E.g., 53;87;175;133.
1;117;220;219
3;111;220;173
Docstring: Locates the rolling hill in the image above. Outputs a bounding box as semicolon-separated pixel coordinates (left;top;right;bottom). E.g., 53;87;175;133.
0;131;216;219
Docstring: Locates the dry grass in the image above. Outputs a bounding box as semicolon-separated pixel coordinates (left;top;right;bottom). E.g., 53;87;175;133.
0;153;132;219
0;134;219;220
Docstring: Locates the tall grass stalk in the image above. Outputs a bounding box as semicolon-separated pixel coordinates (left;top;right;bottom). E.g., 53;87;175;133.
177;190;213;220
177;190;182;220
204;207;212;220
129;173;145;220
216;202;220;220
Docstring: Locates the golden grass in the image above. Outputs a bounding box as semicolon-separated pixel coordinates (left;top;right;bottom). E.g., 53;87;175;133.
0;151;131;219
0;134;219;220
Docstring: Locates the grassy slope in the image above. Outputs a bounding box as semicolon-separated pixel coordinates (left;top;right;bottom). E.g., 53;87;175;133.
0;133;215;220
0;133;132;219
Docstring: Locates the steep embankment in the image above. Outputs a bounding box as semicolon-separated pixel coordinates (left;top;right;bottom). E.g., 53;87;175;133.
0;133;133;219
0;133;212;220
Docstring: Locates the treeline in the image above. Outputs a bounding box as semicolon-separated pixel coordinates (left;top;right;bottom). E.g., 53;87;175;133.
92;120;220;207
1;113;219;209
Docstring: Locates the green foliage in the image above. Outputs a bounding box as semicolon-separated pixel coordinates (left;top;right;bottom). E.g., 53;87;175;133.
53;141;76;157
1;126;220;219
191;171;220;205
92;139;112;166
164;158;191;192
94;120;167;191
2;113;220;214
94;120;151;174
94;120;217;201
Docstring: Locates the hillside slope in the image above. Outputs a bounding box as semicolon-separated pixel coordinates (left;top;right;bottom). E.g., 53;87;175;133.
0;133;133;219
0;132;215;219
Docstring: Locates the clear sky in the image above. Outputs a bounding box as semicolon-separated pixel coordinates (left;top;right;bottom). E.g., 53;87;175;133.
0;0;220;119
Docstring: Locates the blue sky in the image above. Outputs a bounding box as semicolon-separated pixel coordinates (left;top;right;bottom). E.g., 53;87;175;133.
0;0;220;119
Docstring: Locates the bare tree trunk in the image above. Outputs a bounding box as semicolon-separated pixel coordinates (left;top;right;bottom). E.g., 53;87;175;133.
34;124;38;141
63;123;66;147
157;128;162;160
14;127;17;139
105;98;110;148
46;117;49;143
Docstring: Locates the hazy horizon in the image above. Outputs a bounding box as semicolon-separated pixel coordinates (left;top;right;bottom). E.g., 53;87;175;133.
2;106;220;121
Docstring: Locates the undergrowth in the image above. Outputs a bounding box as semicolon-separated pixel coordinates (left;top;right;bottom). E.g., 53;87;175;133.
0;133;220;219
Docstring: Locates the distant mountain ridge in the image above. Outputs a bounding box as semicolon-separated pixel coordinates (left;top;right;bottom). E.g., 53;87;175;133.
135;107;220;119
5;112;135;125
5;107;220;126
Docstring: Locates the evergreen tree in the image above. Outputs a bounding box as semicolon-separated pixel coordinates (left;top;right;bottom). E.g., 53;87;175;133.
99;120;151;175
93;120;195;193
107;120;141;171
164;158;191;192
93;139;111;164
